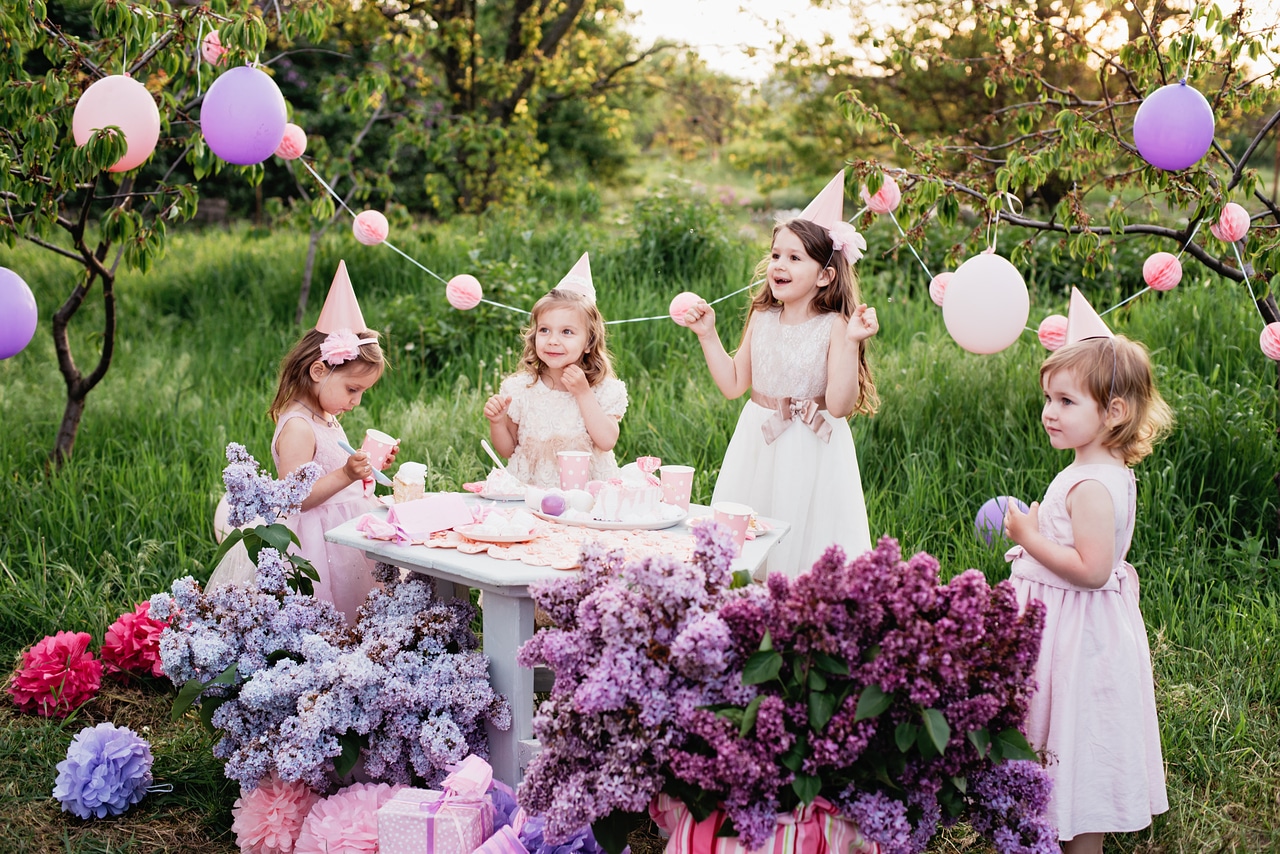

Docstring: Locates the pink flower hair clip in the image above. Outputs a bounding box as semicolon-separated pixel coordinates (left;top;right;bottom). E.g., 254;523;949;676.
828;221;867;264
320;328;378;366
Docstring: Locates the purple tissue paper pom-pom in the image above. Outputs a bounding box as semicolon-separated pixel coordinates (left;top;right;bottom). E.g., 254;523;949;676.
53;722;154;819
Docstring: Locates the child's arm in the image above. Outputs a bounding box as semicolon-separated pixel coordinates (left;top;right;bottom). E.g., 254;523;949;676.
561;365;620;451
684;299;753;399
826;304;879;417
485;394;518;458
1005;480;1117;588
276;418;369;512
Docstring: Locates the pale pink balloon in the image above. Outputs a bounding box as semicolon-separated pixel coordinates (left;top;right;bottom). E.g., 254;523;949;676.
71;75;161;173
201;30;228;65
1209;202;1249;243
446;274;483;310
860;175;902;214
1037;314;1068;351
1142;252;1182;291
941;254;1029;354
668;291;701;326
275;123;307;160
1261;323;1280;361
352;210;389;246
928;272;952;307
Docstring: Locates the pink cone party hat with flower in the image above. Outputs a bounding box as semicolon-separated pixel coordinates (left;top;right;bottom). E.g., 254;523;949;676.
316;260;367;334
1065;287;1114;344
797;170;866;264
554;252;596;303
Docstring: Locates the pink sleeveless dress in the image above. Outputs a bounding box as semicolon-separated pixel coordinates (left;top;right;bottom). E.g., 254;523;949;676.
272;408;380;624
1006;463;1168;840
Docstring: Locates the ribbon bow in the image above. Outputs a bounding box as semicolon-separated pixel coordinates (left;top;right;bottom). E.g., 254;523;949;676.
761;397;832;445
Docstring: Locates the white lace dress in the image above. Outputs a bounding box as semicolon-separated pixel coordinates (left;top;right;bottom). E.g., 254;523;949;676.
501;372;627;489
712;309;871;579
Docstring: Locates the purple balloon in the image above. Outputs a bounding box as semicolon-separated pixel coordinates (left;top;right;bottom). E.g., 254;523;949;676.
1132;81;1215;171
975;495;1030;547
0;267;38;359
200;66;287;166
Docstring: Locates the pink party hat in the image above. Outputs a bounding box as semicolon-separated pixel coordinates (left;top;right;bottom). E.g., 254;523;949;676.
1065;287;1114;344
554;252;596;303
798;170;846;230
316;260;367;333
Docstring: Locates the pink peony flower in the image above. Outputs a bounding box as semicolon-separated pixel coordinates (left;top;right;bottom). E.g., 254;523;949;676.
294;782;402;854
827;221;867;264
319;329;364;366
8;631;103;718
232;772;321;854
101;601;167;679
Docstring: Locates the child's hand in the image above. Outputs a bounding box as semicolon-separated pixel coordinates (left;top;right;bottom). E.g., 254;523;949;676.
1005;500;1039;546
484;394;512;423
561;364;590;397
343;450;374;483
846;303;880;343
382;443;399;470
683;299;717;338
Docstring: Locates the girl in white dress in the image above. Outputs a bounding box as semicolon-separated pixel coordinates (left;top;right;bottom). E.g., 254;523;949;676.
484;253;627;489
679;173;879;578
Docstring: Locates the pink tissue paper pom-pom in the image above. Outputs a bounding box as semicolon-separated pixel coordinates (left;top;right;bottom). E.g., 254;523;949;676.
1142;252;1182;291
1261;323;1280;361
1209;202;1250;243
101;601;166;679
860;175;902;214
1037;314;1068;351
928;272;952;307
232;772;320;854
668;291;701;326
8;631;102;718
828;221;866;264
201;30;228;65
275;124;307;161
447;274;484;310
352;210;389;246
294;782;403;854
320;329;364;366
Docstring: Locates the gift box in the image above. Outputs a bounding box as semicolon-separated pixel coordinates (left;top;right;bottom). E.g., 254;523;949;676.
377;755;497;854
386;493;472;540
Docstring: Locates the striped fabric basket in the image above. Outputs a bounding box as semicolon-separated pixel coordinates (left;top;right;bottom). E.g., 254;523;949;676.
649;794;880;854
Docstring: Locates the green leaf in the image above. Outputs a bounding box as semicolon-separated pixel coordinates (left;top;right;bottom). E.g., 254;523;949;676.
198;693;229;731
591;810;644;854
171;677;205;722
730;569;753;588
967;728;992;758
808;689;836;732
922;708;951;755
792;772;821;805
208;527;246;571
807;668;828;692
741;695;764;738
715;707;745;728
334;730;367;779
742;650;783;685
950;775;967;794
254;522;295;554
993;728;1039;762
854;685;892;722
813;652;848;676
759;630;773;652
895;721;919;753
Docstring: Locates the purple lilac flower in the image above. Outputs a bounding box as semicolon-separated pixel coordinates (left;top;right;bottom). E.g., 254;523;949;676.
222;442;320;525
967;761;1058;854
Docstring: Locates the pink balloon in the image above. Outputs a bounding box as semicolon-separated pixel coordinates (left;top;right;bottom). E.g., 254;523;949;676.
941;254;1029;354
928;272;952;307
71;75;161;173
1037;314;1068;351
1132;81;1215;171
0;267;38;360
861;175;901;214
200;66;287;166
275;123;307;160
1261;323;1280;361
1209;203;1249;243
446;275;483;311
1142;252;1182;291
201;30;228;66
352;210;389;246
668;291;701;326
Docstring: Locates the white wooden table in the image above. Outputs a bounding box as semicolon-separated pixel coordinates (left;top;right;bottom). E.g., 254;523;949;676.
325;497;790;787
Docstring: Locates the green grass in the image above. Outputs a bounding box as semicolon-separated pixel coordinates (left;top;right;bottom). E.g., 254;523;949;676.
1;208;1278;851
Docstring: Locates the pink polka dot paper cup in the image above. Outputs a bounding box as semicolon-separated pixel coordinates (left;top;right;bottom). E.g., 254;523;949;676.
659;465;695;511
712;501;753;554
557;450;592;491
361;428;399;470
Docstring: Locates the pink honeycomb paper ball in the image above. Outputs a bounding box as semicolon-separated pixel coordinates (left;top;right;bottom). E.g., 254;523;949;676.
352;210;388;246
201;30;228;65
275;123;307;160
928;272;952;307
668;291;701;326
1037;314;1068;351
861;175;902;214
1261;323;1280;361
1209;202;1249;244
1142;252;1182;291
446;274;483;311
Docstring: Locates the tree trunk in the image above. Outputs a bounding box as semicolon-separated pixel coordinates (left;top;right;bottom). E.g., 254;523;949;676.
296;225;323;325
52;393;86;468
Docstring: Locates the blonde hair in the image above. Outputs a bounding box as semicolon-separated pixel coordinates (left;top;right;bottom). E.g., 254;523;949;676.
746;218;878;416
517;289;614;386
270;328;386;422
1040;335;1173;465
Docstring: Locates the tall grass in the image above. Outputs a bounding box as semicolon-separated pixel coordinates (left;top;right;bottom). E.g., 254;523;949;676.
1;204;1277;851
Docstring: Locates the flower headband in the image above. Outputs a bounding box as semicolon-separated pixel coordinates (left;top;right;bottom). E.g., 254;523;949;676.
320;328;378;366
827;221;867;265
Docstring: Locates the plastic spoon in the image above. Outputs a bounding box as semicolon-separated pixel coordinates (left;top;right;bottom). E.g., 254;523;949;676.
336;438;394;486
481;439;508;472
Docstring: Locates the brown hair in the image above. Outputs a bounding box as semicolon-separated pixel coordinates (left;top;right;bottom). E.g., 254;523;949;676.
745;218;878;416
516;289;614;386
1040;335;1173;465
269;327;386;422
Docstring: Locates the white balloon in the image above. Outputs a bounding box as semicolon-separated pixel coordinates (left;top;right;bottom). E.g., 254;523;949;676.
942;253;1029;354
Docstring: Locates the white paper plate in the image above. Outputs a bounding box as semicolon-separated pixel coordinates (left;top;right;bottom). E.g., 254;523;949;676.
454;524;537;544
477;492;527;502
532;508;687;531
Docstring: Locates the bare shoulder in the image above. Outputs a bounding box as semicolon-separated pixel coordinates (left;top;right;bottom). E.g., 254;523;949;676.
1065;477;1115;513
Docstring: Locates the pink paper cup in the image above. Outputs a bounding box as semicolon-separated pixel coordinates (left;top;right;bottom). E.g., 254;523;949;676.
557;450;592;490
712;501;753;553
659;465;695;510
361;428;398;470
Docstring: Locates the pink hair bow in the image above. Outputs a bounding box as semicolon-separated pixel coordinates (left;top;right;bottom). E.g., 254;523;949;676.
828;221;866;264
320;328;377;365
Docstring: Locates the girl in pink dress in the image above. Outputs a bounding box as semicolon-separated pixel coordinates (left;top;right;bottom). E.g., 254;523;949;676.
1004;302;1173;852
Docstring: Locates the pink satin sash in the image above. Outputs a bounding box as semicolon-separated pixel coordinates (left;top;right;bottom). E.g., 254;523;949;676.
752;392;832;445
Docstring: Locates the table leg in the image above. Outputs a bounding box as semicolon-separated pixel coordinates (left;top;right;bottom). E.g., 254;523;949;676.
480;591;535;787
